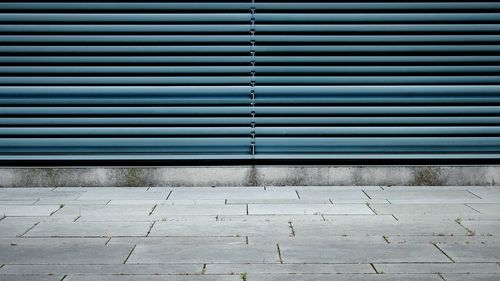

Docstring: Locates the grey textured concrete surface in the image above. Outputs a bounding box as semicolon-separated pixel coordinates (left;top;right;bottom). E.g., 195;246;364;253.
0;186;500;280
1;166;500;187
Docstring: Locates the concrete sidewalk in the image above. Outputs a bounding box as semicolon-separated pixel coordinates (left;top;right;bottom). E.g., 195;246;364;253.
1;186;499;281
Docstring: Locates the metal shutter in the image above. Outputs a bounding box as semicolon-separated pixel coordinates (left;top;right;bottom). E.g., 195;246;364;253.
1;1;500;162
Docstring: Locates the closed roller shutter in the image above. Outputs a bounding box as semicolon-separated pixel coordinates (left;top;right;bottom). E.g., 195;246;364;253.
0;1;499;161
0;1;254;161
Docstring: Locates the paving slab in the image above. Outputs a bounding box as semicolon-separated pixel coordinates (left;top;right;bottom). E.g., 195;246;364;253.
369;204;479;218
168;189;297;201
0;238;133;264
248;203;374;215
366;189;478;203
205;263;375;274
0;205;61;216
149;220;291;238
36;200;110;205
77;189;169;200
278;239;450;263
0;264;202;275
246;273;442;281
374;263;500;274
0;188;83;201
152;204;246;216
0;275;63;281
385;235;499;245
53;204;154;221
65;275;242;281
438;243;500;262
442;274;500;281
126;239;279;264
467;204;500;216
0;200;37;205
0;217;39;237
461;220;500;236
292;216;467;237
24;221;151;237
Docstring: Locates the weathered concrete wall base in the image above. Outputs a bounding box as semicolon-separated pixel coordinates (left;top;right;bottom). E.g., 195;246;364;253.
0;166;499;187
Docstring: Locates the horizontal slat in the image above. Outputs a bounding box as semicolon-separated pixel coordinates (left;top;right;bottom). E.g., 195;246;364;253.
256;24;500;32
0;14;251;22
2;66;498;74
256;35;500;42
0;86;250;95
0;127;251;136
4;76;500;86
0;67;251;74
0;97;249;105
0;117;251;125
256;127;500;136
0;46;251;53
0;77;251;85
254;86;500;95
255;66;500;74
256;137;500;152
255;56;500;63
1;2;499;11
255;106;500;115
257;96;500;104
256;13;500;22
255;45;500;53
1;35;499;43
0;3;252;10
0;25;251;33
257;117;500;125
0;56;252;64
0;138;252;153
255;76;500;85
0;35;251;43
0;107;251;115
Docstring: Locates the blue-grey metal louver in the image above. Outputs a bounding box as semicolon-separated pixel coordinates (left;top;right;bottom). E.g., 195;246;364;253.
0;1;500;161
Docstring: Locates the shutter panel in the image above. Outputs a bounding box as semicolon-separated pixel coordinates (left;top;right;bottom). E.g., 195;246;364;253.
0;1;500;162
0;1;254;160
253;1;500;160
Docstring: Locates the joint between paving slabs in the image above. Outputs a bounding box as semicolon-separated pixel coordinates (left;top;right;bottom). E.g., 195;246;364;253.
370;263;379;273
454;218;475;236
50;204;64;216
433;243;455;263
362;189;372;199
18;221;39;237
276;243;283;264
288;221;296;237
146;221;156;237
166;190;173;200
464;203;482;214
149;204;157;216
201;263;207;275
437;272;447;281
466;189;482;199
123;245;136;264
382;235;390;244
366;203;377;214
